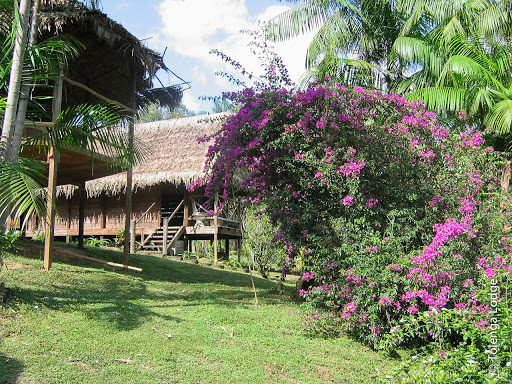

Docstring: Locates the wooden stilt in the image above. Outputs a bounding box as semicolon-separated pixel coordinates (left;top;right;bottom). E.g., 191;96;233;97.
213;193;218;264
78;181;85;249
43;72;63;270
66;197;72;243
123;66;136;266
43;146;58;270
129;219;136;254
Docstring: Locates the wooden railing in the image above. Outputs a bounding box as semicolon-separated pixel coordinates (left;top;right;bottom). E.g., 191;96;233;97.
130;202;156;253
162;200;185;253
189;196;242;227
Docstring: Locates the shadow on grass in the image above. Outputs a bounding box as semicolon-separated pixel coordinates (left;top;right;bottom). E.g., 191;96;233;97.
16;239;282;290
0;347;23;384
3;240;292;331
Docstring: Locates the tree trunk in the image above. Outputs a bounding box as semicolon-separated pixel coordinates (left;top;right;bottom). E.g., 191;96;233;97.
0;0;32;161
10;0;41;162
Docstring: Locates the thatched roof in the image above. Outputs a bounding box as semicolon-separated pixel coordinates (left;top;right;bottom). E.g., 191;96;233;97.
37;0;182;111
82;112;229;197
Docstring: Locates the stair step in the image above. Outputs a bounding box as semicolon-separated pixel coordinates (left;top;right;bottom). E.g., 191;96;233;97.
138;225;185;253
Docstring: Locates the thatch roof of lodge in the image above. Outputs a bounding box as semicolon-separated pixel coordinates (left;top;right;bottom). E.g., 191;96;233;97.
72;112;229;198
36;0;182;112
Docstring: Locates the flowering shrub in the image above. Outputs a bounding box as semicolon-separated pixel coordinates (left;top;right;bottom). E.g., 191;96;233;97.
199;82;511;379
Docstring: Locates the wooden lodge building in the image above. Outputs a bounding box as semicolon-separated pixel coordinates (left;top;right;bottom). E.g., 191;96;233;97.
25;113;243;262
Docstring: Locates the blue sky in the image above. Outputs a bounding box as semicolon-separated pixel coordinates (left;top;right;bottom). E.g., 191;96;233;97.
99;0;314;112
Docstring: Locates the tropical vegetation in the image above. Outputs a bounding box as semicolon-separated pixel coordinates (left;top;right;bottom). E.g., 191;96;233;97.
269;0;512;138
200;58;512;382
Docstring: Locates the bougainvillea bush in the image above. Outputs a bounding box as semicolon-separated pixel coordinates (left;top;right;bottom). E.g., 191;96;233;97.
198;82;512;382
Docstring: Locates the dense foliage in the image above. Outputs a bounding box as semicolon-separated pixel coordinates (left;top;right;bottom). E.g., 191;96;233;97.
199;82;512;382
242;206;286;277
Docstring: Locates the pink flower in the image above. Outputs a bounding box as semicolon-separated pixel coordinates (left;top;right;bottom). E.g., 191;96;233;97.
342;195;354;206
378;296;392;306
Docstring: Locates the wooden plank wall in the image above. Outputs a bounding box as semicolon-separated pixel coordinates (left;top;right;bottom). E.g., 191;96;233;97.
29;185;163;237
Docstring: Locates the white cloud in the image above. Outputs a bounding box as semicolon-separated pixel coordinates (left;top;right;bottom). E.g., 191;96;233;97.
257;5;290;21
158;0;250;60
181;92;202;112
192;66;208;85
157;0;319;103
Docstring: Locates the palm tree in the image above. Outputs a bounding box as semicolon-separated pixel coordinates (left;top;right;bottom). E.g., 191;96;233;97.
0;0;32;160
267;0;433;89
391;0;512;136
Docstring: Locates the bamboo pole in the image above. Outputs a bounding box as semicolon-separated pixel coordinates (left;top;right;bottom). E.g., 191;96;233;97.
59;251;142;272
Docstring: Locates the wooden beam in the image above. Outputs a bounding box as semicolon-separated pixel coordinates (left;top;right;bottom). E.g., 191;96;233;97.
60;251;142;272
61;75;137;114
23;121;52;129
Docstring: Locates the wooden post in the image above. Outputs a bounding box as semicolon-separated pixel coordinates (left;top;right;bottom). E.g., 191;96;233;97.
101;193;107;229
213;193;218;264
183;235;188;255
130;219;136;254
123;64;136;266
226;239;230;260
183;190;189;227
43;72;63;270
65;196;72;243
237;238;242;262
162;217;169;256
78;181;85;249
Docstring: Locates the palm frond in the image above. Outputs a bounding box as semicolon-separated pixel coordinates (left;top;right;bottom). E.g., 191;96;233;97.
266;0;358;42
305;9;362;67
0;157;47;227
486;98;512;135
392;36;442;78
475;1;509;40
22;104;149;170
406;86;466;112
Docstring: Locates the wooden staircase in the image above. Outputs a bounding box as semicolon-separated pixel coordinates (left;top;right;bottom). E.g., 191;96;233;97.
137;225;185;255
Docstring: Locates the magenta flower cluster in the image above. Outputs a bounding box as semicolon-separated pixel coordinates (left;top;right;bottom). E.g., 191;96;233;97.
199;81;509;348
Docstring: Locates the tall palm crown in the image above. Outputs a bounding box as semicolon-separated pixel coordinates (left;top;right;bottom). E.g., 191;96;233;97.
267;0;427;89
391;0;512;135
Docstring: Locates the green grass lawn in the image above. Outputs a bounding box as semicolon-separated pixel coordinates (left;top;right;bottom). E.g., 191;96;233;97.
0;240;409;384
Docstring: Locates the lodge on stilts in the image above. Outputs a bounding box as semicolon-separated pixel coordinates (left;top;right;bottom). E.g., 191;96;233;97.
18;0;183;270
25;113;243;264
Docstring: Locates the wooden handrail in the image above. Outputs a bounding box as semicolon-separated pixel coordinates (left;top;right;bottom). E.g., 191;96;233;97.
162;199;185;256
134;202;156;225
167;199;185;222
